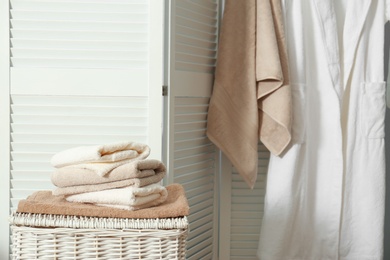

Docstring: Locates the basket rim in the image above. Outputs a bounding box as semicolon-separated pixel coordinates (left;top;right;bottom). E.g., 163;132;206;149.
10;211;188;230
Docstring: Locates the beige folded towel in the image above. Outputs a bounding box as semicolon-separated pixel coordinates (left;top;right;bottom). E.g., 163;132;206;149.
65;183;168;211
206;0;291;188
53;171;165;196
17;184;189;218
52;159;165;187
51;141;150;176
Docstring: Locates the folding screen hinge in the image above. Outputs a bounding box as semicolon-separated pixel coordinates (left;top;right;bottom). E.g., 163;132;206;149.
162;85;168;96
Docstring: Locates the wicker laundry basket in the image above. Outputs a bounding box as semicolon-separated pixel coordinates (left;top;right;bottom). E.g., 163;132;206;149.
9;212;188;260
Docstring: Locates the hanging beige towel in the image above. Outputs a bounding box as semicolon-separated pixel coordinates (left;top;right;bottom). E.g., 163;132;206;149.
206;0;291;188
51;159;165;187
17;184;189;218
51;141;150;176
257;0;291;154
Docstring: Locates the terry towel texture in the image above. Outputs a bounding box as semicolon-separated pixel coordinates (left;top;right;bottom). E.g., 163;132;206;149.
66;183;168;211
53;171;165;196
52;159;164;187
206;0;291;188
256;0;291;154
17;184;189;218
51;159;166;196
51;141;150;176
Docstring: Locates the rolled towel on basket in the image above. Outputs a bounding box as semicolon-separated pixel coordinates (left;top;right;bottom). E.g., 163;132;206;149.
51;141;150;176
65;183;168;211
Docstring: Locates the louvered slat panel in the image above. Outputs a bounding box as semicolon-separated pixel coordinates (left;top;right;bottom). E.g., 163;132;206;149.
230;144;270;259
11;39;146;50
11;49;147;60
10;0;147;12
174;0;218;74
173;97;216;260
10;20;148;32
10;0;149;69
10;95;149;212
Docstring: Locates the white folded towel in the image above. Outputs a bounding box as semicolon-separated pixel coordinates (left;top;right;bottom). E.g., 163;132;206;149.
95;203;157;211
96;195;162;211
51;141;150;176
65;183;168;211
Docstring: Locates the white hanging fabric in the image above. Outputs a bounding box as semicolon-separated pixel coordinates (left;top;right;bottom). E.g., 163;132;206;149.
258;0;387;259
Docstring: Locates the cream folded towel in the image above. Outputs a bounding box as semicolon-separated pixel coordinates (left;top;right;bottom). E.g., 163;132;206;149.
51;141;150;177
53;171;165;196
51;159;165;187
96;195;163;211
65;183;168;211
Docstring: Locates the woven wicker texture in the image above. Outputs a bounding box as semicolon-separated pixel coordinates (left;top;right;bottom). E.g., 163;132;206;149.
10;212;188;229
10;213;188;260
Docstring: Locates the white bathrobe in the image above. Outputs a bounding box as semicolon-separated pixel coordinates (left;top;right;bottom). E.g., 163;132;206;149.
258;0;388;259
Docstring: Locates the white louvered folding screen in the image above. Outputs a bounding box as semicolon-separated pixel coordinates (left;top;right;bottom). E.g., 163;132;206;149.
173;97;217;259
0;0;10;258
220;144;270;260
165;0;219;259
0;0;163;257
9;0;153;95
174;0;217;74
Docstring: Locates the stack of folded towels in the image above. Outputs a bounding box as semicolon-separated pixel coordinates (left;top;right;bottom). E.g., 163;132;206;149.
50;141;168;211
